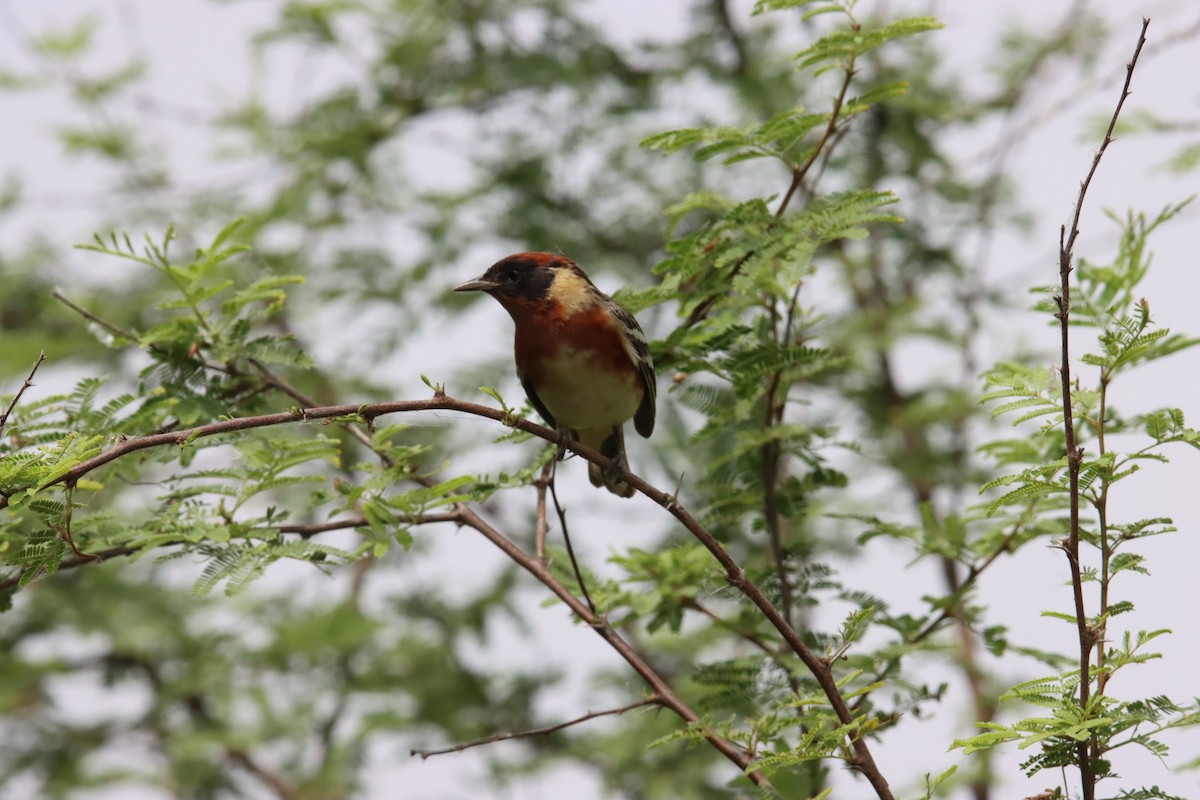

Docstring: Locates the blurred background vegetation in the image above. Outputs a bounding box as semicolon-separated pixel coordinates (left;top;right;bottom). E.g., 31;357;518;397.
2;1;1199;798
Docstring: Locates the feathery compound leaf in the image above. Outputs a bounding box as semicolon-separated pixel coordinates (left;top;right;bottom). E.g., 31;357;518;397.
793;18;943;71
753;0;828;13
11;529;68;586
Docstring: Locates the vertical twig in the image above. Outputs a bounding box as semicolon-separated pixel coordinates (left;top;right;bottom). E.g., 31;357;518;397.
0;351;47;438
759;37;860;634
548;465;595;615
451;504;776;792
534;458;554;560
1053;19;1149;800
774;46;858;218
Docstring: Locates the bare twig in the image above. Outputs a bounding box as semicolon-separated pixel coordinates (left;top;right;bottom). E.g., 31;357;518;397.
0;351;47;438
1052;19;1149;800
534;458;554;560
906;513;1030;647
52;290;143;344
0;513;457;592
412;698;658;759
226;749;298;800
684;42;860;329
711;0;748;76
447;504;774;791
273;512;457;536
547;463;595;614
775;45;858;218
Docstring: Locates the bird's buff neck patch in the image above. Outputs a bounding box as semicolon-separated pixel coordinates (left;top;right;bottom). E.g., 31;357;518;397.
550;265;604;316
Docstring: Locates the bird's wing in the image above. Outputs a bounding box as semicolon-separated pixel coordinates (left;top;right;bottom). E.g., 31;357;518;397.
611;302;656;439
520;374;558;430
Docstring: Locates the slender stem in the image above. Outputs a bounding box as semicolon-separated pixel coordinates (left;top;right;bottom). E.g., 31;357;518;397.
0;392;887;797
758;42;860;637
685;597;806;703
226;750;298;800
412;698;658;759
0;513;457;592
534;457;553;560
775;44;857;218
686;39;859;329
450;505;776;792
52;290;142;343
548;463;596;614
760;298;796;629
1095;377;1111;695
1053;20;1149;800
0;351;47;438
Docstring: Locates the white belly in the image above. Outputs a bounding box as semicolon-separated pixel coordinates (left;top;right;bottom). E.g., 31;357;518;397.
534;347;641;431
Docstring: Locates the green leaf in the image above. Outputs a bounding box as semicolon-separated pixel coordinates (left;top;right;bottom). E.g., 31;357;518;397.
793;18;943;71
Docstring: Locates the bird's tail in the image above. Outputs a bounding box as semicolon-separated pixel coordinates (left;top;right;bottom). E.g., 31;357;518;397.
580;426;635;498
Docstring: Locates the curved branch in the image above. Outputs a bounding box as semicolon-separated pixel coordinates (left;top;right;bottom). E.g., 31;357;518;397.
0;351;47;438
1;392;888;796
449;504;774;790
774;43;858;218
0;512;460;593
412;698;658;759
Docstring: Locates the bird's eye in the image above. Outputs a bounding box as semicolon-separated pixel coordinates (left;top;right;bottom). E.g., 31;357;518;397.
504;269;520;283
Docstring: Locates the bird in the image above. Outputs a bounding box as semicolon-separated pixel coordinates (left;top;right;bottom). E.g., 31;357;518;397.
454;252;655;497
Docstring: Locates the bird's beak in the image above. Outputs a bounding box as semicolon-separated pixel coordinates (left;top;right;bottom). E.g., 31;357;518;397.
454;276;498;293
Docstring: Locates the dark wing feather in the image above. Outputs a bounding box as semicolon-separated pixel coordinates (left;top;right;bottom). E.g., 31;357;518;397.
610;302;656;439
520;374;557;429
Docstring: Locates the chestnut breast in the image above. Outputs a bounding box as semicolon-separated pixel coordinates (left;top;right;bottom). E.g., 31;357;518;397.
511;301;644;431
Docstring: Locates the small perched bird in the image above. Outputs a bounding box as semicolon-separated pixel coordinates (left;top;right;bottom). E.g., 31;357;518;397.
455;252;655;497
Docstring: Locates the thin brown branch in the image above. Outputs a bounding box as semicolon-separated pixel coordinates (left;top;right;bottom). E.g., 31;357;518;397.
714;49;860;640
52;290;141;344
448;505;775;792
52;290;246;383
246;357;396;468
548;464;595;614
906;516;1028;647
711;0;748;76
775;45;858;218
0;395;776;789
534;458;553;560
611;465;892;797
1053;19;1149;800
759;279;809;632
685;41;859;329
0;351;47;438
684;598;781;665
226;749;298;800
273;512;457;536
684;597;807;705
412;698;659;759
0;513;456;592
0;393;884;796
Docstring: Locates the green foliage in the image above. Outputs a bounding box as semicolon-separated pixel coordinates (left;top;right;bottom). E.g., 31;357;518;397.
1;1;1197;799
956;201;1200;795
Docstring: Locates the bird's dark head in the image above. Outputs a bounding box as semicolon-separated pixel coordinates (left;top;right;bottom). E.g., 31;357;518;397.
454;252;590;306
